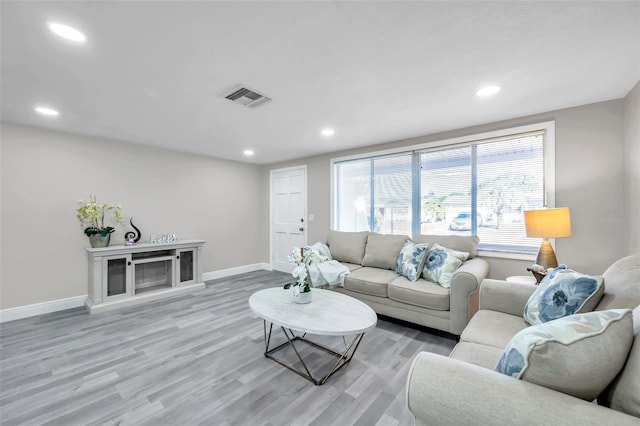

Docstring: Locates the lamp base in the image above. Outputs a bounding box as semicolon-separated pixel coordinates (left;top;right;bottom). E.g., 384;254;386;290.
536;239;558;270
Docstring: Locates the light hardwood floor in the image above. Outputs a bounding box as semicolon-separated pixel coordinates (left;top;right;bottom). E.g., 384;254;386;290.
0;270;456;426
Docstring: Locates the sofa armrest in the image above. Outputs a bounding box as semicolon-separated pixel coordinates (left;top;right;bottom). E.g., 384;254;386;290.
449;257;489;334
478;279;537;316
407;352;639;426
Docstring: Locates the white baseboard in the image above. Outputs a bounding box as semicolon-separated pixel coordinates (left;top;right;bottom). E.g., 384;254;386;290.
1;263;274;323
0;295;87;323
202;262;272;281
85;283;206;314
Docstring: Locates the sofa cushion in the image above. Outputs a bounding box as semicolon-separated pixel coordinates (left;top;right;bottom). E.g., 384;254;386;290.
388;276;450;311
422;244;469;288
362;232;408;270
340;262;363;272
412;234;479;258
461;310;529;349
343;267;399;297
524;265;604;325
596;254;640;311
599;305;640;417
396;241;429;282
495;309;633;401
326;230;369;264
602;335;640;417
450;341;504;370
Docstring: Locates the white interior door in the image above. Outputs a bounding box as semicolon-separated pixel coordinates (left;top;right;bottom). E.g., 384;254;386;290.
271;166;307;273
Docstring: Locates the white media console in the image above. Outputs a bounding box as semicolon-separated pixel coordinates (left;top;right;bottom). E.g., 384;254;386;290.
85;240;206;313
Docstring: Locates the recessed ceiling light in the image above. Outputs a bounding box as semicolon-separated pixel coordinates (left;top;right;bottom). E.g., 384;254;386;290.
47;22;87;42
476;85;501;97
321;128;335;137
35;106;60;117
243;149;255;156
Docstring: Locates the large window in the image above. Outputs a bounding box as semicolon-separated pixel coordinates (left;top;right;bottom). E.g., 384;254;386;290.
334;154;412;234
332;123;554;254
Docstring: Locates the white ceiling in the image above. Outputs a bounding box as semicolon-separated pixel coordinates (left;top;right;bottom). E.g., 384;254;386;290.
1;1;638;165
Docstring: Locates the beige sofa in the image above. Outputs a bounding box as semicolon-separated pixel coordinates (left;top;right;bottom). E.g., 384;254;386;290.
407;254;640;425
326;230;489;336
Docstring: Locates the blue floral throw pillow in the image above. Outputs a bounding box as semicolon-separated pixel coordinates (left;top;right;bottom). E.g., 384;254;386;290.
396;241;429;282
422;244;470;288
523;265;604;325
496;309;633;401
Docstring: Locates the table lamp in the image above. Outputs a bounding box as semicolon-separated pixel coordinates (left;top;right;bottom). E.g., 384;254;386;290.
524;207;572;269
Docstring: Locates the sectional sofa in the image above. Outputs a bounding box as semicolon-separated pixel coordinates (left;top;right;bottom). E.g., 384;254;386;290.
326;230;490;336
407;254;640;425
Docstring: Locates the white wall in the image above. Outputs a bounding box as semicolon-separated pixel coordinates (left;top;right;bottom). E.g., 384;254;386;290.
266;98;629;278
0;123;269;310
624;81;640;254
2;89;636;312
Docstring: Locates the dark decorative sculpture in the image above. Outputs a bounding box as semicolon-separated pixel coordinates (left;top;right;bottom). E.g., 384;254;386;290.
124;217;141;245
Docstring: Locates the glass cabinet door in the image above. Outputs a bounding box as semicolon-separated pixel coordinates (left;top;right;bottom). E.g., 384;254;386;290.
177;250;195;285
105;255;131;298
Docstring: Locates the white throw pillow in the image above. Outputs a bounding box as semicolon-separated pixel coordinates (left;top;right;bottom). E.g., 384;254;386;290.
496;309;633;401
396;241;429;282
524;265;604;325
422;244;469;288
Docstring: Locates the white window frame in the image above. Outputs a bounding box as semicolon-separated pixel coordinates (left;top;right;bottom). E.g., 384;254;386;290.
330;121;556;260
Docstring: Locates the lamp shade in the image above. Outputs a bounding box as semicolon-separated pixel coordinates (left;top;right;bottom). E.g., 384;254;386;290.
524;207;572;238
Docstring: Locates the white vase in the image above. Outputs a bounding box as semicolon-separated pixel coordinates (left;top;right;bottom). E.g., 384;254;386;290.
294;290;312;304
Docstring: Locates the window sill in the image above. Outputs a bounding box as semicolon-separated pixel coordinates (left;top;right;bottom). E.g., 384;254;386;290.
477;250;536;262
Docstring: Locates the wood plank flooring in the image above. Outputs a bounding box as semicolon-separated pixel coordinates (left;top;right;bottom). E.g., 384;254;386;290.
0;270;456;426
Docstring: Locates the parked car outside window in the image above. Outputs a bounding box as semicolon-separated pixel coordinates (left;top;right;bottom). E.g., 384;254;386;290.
449;212;483;231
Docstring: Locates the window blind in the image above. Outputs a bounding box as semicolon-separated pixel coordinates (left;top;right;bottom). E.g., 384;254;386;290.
333;128;548;253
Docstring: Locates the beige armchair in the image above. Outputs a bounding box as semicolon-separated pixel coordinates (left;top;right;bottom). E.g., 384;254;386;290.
407;254;640;425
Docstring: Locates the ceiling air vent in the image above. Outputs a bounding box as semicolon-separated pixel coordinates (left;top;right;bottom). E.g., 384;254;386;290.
223;86;272;109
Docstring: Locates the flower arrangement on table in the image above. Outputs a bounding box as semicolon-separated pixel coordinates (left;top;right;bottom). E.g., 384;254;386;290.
283;246;328;295
76;195;124;237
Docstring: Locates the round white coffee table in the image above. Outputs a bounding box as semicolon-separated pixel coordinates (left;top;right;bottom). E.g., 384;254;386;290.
249;287;377;385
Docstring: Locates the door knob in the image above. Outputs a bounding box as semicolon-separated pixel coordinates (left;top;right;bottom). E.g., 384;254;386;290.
299;227;304;232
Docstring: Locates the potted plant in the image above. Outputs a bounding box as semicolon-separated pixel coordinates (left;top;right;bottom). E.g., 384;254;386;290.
77;196;124;248
283;247;327;303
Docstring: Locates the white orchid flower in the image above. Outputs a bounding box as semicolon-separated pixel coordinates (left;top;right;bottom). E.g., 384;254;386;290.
288;247;304;264
292;264;307;281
